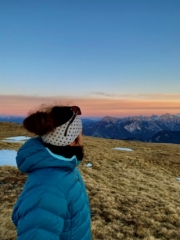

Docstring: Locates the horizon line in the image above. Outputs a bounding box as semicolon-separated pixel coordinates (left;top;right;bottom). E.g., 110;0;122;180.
0;112;180;119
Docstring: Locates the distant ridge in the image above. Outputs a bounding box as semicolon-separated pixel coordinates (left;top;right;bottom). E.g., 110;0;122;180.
0;115;98;127
0;116;25;124
83;113;180;144
148;130;180;144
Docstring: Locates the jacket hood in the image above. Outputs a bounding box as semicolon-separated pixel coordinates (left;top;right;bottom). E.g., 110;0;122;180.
16;137;77;173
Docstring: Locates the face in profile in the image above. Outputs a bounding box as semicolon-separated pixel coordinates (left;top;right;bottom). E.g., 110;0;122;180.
70;131;83;147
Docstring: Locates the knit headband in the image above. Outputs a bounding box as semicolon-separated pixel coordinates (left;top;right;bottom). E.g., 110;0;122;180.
41;115;82;146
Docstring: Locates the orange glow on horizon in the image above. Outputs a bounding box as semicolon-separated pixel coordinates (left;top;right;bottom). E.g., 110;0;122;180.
0;95;180;118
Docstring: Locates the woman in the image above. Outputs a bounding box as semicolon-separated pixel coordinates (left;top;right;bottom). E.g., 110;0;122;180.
12;105;91;240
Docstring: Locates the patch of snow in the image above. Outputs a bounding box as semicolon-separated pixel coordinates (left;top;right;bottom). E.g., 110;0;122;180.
112;147;133;152
151;115;160;120
86;163;92;167
2;136;30;143
0;149;17;166
155;136;160;141
176;178;180;182
124;123;141;133
105;124;113;128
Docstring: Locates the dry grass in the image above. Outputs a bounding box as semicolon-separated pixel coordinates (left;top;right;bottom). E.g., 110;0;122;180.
0;122;180;239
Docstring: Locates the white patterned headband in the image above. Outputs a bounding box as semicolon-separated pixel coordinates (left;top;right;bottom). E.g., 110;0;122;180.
42;107;82;146
42;115;82;146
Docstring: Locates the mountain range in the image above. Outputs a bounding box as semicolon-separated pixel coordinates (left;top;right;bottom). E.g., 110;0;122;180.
83;113;180;144
0;116;97;126
0;116;25;124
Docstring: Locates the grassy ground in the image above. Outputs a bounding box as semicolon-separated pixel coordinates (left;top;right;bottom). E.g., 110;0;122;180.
0;122;180;240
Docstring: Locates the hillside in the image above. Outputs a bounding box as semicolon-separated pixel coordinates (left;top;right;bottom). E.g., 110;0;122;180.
149;130;180;144
0;122;180;239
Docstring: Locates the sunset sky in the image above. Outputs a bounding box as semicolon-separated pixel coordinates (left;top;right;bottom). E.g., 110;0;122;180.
1;0;180;118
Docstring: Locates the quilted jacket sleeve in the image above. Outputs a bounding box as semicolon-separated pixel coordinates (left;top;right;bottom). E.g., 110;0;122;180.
12;185;67;240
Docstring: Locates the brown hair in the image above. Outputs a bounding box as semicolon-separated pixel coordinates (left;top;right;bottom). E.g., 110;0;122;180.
23;105;84;160
23;106;73;135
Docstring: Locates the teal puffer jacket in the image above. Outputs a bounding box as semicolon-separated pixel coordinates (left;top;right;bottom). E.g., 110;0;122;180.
12;137;91;240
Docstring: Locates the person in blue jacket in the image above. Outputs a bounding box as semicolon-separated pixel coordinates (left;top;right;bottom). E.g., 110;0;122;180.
12;105;91;240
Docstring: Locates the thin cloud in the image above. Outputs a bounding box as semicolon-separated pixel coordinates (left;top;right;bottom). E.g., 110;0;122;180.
90;92;118;97
90;92;134;98
90;92;180;100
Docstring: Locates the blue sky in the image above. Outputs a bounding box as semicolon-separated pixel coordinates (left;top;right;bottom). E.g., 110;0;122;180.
0;0;180;116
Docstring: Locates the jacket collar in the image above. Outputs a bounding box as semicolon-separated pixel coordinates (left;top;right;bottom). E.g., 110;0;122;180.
16;137;77;173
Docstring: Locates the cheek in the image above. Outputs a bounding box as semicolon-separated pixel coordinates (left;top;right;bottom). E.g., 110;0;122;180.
78;134;83;145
